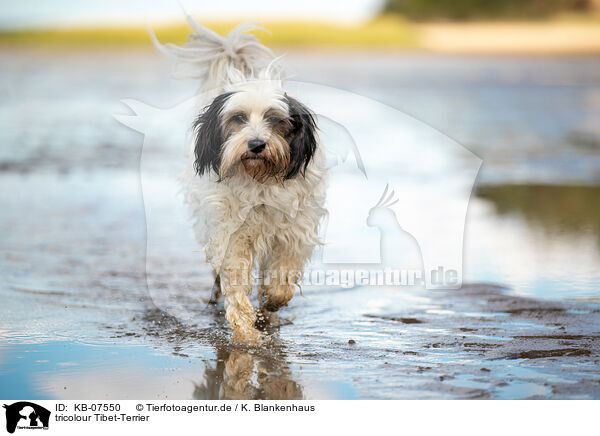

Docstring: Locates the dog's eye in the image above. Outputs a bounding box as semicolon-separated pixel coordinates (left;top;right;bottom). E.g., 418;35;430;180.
231;113;247;123
267;116;283;125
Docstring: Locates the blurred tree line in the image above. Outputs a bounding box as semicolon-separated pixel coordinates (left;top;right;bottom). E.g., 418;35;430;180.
382;0;599;20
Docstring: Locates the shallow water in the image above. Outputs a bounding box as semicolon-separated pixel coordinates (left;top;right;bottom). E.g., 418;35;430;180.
0;49;599;399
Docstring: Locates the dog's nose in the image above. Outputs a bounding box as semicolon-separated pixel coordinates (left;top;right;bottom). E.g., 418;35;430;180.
248;138;266;154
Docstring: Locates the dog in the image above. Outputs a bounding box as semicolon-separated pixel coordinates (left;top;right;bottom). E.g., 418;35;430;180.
153;20;327;344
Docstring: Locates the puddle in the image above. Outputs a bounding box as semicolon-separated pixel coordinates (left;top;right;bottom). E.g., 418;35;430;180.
495;381;552;400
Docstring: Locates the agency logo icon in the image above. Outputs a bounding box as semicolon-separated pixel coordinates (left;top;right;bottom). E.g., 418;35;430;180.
115;79;482;322
3;402;50;434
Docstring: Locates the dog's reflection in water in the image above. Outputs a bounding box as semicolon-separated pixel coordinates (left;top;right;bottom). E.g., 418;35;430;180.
193;345;303;400
138;308;302;399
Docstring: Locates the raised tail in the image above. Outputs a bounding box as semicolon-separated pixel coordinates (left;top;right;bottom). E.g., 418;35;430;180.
149;14;281;91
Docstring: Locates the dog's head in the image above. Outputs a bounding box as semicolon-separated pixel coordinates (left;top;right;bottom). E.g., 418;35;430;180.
193;81;317;183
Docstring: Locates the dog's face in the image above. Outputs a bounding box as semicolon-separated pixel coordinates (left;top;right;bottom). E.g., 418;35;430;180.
193;82;317;183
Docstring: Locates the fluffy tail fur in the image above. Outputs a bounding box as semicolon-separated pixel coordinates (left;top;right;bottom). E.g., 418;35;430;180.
149;14;282;91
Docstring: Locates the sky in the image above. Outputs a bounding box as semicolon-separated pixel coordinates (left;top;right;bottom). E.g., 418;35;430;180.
0;0;385;30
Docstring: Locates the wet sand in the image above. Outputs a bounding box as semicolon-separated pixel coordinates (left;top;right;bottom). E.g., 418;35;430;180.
3;255;599;399
138;283;600;399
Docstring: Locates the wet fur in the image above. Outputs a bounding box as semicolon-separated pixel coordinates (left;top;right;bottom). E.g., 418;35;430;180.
174;21;328;344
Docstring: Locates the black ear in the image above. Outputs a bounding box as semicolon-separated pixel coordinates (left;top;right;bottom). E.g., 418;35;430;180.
284;94;317;179
193;92;235;176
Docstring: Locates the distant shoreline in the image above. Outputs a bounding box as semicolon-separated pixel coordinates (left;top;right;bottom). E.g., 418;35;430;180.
419;21;600;54
1;17;600;54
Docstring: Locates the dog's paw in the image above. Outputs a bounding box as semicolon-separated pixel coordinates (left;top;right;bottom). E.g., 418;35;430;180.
231;327;267;346
259;285;295;313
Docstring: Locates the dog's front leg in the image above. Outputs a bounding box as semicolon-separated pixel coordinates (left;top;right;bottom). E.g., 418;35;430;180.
260;241;311;313
219;233;263;344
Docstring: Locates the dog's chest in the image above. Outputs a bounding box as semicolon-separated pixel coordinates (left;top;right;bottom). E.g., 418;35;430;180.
238;193;298;228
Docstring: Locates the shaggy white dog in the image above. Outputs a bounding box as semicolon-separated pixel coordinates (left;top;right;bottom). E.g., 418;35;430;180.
154;19;327;344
